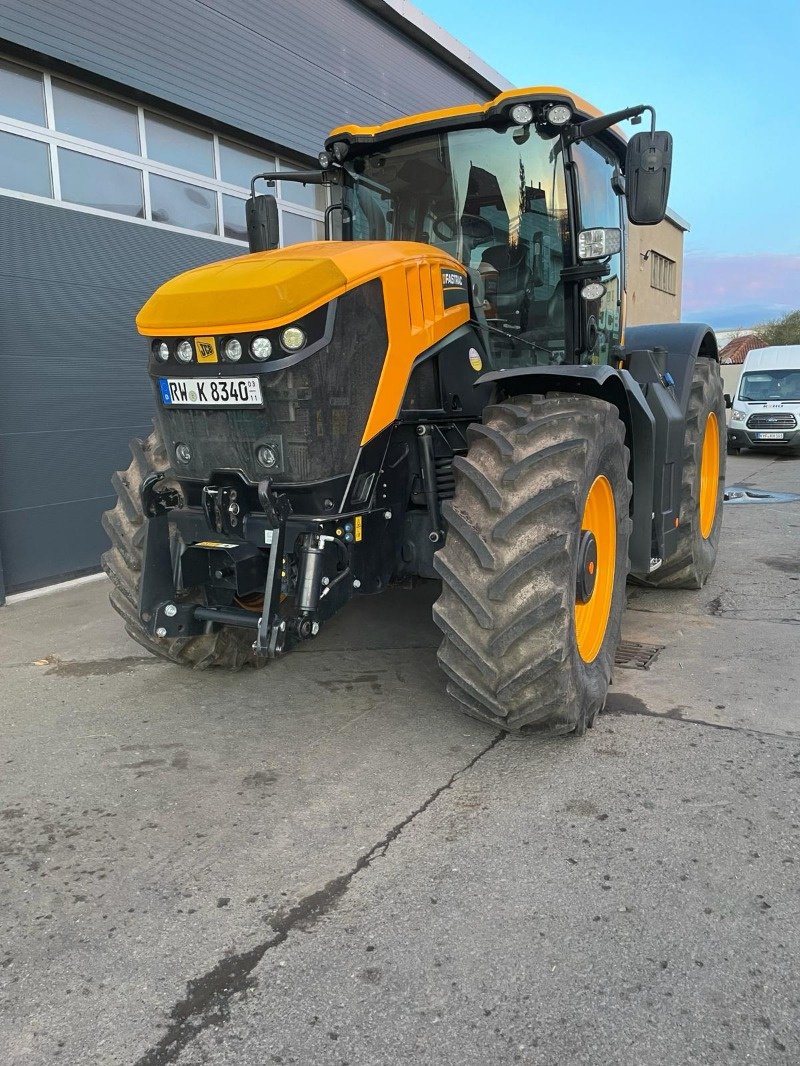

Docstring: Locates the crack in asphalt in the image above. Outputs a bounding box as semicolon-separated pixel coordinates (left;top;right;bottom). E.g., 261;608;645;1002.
134;731;505;1066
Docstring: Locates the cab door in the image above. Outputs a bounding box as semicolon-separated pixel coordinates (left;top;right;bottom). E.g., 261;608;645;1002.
570;139;624;365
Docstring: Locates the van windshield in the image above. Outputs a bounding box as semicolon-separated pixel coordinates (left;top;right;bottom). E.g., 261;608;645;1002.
739;369;800;401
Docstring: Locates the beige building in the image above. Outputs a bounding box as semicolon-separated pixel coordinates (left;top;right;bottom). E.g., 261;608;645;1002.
626;209;689;325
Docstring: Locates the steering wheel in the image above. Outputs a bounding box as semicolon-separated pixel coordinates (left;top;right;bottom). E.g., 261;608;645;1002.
433;213;495;242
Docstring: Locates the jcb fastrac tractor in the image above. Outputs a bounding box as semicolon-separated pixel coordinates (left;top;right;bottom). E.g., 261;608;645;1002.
104;87;726;735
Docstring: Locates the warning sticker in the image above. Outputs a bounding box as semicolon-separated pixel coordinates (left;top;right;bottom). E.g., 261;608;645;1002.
193;540;237;548
354;515;363;542
468;347;483;372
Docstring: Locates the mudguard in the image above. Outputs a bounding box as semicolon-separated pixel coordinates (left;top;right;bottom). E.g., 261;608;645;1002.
474;364;656;575
475;323;719;577
624;322;718;415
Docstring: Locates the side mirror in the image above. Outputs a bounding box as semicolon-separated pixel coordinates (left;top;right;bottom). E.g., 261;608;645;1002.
246;194;280;253
625;131;673;226
724;393;733;410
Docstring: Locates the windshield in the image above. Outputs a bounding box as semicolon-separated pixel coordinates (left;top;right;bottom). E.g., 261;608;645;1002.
739;369;800;401
341;124;570;355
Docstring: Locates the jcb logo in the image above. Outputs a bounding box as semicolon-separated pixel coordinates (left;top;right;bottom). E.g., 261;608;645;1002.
195;337;218;363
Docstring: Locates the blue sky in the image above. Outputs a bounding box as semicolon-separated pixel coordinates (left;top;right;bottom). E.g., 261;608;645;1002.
420;0;800;328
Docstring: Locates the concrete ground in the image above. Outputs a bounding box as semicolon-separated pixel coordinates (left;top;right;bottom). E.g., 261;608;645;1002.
1;451;799;1066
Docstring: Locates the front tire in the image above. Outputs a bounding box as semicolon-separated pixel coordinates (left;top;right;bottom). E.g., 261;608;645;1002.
432;394;631;735
102;429;265;669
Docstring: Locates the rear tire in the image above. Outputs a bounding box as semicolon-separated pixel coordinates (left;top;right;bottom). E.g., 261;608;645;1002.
636;358;726;589
102;428;265;669
432;394;631;735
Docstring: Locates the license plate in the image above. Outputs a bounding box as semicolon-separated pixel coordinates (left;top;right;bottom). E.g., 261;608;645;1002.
159;377;262;407
756;432;784;440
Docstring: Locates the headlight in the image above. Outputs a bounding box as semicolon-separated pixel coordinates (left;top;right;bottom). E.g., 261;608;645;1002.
152;340;169;362
223;338;242;362
281;326;306;351
176;339;193;363
510;103;534;125
250;336;272;360
731;409;746;422
256;444;278;468
546;104;572;126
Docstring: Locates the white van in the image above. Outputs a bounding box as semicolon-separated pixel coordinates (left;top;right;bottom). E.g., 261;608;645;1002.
727;345;800;455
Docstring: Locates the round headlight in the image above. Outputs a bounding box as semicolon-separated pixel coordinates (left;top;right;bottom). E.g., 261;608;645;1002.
546;104;572;127
331;140;349;162
152;340;170;362
223;338;242;362
317;150;332;170
256;444;278;468
176;339;193;363
510;103;534;125
581;281;607;301
281;326;306;351
250;336;272;361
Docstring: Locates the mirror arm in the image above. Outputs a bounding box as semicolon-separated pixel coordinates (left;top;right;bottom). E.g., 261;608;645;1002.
561;262;612;282
250;169;339;198
566;104;655;145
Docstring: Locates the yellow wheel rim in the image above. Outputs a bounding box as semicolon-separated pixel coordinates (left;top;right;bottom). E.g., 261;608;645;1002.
575;475;617;664
699;411;719;540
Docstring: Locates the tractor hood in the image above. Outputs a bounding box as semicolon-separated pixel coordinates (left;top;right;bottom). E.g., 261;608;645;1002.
136;241;463;336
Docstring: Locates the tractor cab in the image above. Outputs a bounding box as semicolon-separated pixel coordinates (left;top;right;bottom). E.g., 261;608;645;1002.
248;88;673;372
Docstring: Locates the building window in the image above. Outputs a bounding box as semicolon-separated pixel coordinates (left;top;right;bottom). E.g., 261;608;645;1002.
282;211;325;246
150;173;217;233
651;251;676;295
0;57;46;125
0;55;326;246
58;148;144;217
52;79;141;154
0;130;51;196
145;113;215;177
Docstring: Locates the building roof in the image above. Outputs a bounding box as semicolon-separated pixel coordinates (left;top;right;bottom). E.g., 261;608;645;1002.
719;334;767;365
361;1;514;96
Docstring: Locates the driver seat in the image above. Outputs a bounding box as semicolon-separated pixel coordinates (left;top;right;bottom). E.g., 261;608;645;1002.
480;242;530;323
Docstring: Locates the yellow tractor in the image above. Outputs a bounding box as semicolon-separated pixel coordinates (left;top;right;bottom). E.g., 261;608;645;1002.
103;86;725;734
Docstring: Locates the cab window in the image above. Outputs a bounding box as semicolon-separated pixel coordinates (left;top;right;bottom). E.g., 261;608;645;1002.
571;140;623;364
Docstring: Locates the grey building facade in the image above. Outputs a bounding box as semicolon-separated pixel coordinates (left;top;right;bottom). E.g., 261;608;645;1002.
0;0;510;599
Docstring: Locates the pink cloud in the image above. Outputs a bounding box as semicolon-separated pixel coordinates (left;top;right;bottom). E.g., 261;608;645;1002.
682;254;800;321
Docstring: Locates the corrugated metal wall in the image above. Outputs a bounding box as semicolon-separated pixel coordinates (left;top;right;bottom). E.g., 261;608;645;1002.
0;1;496;594
0;198;238;592
0;0;488;161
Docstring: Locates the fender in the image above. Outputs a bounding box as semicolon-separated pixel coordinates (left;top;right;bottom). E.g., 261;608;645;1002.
474;364;656;575
623;322;718;415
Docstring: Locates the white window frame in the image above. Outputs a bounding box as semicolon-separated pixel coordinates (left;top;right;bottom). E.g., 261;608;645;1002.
0;54;326;247
650;251;676;296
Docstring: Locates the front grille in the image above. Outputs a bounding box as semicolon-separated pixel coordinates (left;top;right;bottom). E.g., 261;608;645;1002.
746;413;797;429
153;280;387;484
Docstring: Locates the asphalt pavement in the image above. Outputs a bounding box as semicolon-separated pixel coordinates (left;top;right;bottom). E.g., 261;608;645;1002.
1;451;799;1065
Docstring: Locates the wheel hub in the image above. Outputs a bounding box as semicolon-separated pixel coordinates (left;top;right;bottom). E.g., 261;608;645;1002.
576;529;598;603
